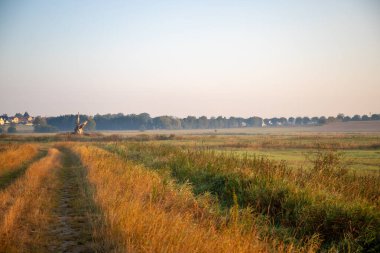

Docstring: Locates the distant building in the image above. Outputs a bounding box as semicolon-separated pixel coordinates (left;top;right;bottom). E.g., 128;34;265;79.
0;115;34;125
10;117;19;124
25;116;34;126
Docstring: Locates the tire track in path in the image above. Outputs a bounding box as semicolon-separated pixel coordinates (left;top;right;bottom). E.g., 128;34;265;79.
49;147;101;253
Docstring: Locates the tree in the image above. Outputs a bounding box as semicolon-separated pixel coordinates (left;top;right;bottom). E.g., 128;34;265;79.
302;117;311;125
182;116;197;129
270;117;279;126
318;116;327;125
15;113;23;117
362;115;370;121
295;117;303;125
337;113;344;121
86;117;96;131
246;117;263;127
33;116;47;126
7;125;17;133
216;116;227;128
343;116;351;122
279;117;288;125
33;116;58;133
153;116;181;129
288;117;295;125
371;114;380;121
327;116;336;123
23;112;30;117
311;117;319;124
198;116;209;128
136;113;152;129
352;115;361;121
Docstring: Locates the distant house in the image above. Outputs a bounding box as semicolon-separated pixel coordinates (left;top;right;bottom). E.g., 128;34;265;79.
18;117;27;124
26;116;34;126
10;117;19;124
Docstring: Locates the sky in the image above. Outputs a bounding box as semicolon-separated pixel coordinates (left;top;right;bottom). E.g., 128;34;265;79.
1;0;379;118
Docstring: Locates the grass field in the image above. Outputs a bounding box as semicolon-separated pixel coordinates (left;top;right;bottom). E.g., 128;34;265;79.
0;129;379;252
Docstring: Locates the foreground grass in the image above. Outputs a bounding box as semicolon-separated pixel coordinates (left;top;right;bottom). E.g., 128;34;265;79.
0;143;39;171
0;133;378;252
0;148;61;253
104;142;380;252
0;143;39;181
73;144;315;252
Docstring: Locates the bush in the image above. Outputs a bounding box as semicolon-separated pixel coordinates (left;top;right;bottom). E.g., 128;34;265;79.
7;126;16;133
34;124;58;133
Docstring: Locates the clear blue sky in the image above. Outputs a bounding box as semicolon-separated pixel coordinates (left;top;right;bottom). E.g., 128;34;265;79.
1;0;379;117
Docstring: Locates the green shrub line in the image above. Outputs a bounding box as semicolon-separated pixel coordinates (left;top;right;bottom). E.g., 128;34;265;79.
102;142;380;252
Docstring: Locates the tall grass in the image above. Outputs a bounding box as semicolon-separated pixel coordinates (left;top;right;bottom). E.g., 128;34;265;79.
104;142;380;252
0;148;62;253
73;144;316;253
0;143;39;175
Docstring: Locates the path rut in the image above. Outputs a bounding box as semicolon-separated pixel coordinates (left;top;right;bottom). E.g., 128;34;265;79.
49;148;98;253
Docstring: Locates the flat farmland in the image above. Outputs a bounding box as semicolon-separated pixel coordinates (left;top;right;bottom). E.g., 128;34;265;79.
0;131;379;252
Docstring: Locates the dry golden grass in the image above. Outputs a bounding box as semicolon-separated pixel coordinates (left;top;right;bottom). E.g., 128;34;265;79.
0;148;62;253
73;144;317;253
0;143;39;176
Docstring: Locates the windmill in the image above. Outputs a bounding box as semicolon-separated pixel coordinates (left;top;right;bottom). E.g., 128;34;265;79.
74;112;88;135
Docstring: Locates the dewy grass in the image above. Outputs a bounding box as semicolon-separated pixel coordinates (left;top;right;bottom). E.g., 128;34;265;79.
72;144;317;253
103;142;380;252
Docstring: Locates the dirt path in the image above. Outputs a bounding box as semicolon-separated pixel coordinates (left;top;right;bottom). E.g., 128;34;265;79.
49;147;100;253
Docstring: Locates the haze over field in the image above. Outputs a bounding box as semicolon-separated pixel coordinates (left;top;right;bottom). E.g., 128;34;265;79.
1;0;379;117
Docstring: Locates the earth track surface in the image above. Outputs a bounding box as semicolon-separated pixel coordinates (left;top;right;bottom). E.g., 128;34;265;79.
49;147;101;253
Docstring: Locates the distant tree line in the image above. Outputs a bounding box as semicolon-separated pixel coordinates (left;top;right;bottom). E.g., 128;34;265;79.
2;112;378;133
45;115;96;131
36;113;380;132
91;114;264;130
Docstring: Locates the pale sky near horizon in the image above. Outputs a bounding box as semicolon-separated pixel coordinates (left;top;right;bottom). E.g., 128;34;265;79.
1;0;379;118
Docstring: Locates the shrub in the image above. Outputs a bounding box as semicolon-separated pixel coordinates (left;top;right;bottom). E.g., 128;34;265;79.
7;126;16;133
